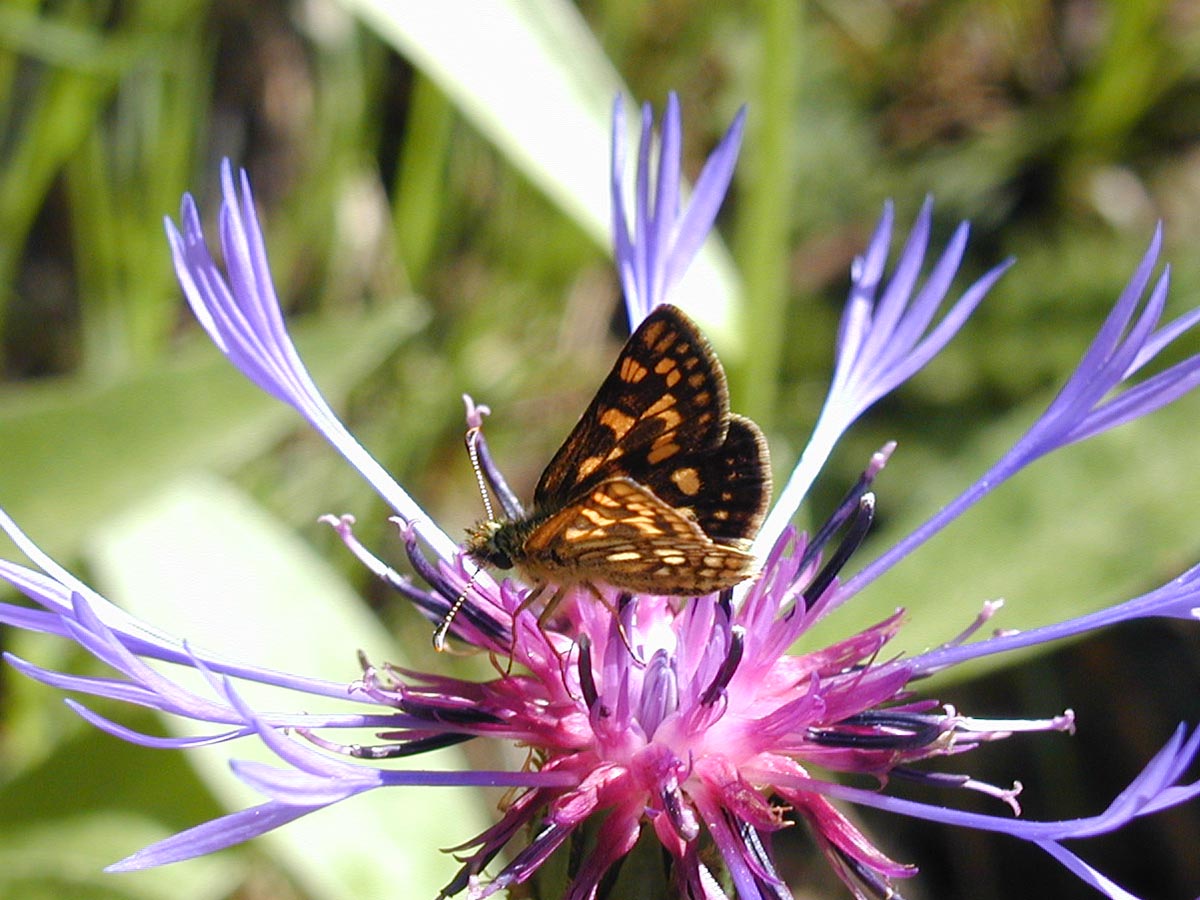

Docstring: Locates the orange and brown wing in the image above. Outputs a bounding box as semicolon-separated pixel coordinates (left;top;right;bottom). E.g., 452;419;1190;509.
636;415;770;545
533;305;731;507
520;478;757;595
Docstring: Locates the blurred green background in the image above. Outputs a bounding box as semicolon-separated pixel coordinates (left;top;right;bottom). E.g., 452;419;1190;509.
1;1;1199;898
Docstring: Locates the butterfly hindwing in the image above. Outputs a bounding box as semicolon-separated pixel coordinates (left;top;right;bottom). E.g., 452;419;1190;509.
635;414;770;544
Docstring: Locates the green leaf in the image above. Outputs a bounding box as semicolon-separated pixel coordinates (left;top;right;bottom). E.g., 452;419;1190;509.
0;813;243;900
0;714;240;900
85;473;491;900
0;302;423;560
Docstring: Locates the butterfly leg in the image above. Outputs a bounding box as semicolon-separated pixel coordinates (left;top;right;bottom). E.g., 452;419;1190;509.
534;584;570;631
502;581;553;671
581;585;642;662
509;582;640;663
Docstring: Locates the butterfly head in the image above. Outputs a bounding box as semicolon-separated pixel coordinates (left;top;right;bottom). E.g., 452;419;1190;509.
464;518;520;570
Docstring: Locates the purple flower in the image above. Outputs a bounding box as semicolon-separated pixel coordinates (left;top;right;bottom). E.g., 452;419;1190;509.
4;92;1200;900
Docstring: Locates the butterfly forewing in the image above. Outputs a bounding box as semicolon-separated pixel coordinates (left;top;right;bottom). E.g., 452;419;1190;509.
533;305;731;507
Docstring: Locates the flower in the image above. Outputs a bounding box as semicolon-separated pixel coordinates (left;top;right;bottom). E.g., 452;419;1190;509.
3;93;1200;900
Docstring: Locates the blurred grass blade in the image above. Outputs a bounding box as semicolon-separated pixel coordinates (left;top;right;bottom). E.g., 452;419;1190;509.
392;73;456;291
340;0;743;336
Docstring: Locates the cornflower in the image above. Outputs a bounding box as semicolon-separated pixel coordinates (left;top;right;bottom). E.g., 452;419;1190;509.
3;93;1200;900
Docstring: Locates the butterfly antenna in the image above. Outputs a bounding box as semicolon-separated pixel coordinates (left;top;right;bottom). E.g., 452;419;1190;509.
466;426;496;522
435;427;501;653
433;563;483;652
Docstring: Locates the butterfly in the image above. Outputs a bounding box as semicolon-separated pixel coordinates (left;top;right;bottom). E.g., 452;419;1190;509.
455;303;771;639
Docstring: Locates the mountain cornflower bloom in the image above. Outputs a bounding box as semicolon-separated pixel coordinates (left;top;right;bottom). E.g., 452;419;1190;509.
3;93;1200;900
